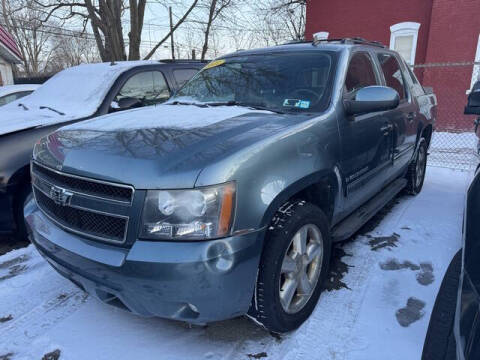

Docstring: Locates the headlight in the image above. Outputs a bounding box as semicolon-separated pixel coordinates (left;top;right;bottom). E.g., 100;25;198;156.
140;182;236;240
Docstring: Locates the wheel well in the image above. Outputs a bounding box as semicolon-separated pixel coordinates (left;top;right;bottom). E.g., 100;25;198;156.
9;165;31;212
422;125;433;148
288;178;336;225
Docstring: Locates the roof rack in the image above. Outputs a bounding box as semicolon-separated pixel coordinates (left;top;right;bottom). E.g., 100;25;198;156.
312;37;386;48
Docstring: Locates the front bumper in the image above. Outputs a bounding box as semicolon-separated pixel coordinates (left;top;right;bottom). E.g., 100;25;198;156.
25;200;264;324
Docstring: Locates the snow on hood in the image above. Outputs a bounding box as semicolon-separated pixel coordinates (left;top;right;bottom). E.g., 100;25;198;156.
62;104;272;132
0;61;156;136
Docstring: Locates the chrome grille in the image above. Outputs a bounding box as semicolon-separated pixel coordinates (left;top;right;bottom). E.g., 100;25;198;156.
31;161;132;244
31;162;133;203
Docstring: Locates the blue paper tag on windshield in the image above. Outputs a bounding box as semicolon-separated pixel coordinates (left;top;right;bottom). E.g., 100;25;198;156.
283;99;310;109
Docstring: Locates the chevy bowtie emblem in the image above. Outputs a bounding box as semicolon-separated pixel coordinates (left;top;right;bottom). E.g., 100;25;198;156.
49;185;73;206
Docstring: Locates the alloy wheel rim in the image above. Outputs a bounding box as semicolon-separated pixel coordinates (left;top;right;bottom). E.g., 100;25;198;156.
416;146;426;188
279;224;324;314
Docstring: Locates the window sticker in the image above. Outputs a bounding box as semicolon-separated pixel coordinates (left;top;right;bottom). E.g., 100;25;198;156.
203;59;226;70
283;99;311;109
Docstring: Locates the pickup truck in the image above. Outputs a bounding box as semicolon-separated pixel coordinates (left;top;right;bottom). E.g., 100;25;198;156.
26;38;437;333
0;60;205;239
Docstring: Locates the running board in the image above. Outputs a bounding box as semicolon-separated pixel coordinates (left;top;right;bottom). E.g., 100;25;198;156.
331;178;407;242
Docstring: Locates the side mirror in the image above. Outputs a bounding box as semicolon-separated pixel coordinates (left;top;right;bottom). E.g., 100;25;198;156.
115;97;142;110
344;86;400;116
465;81;480;115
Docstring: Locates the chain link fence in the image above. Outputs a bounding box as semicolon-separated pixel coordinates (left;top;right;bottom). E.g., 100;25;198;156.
413;61;480;170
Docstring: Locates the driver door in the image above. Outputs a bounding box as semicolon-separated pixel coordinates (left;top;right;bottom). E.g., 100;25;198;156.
110;71;171;112
338;51;395;215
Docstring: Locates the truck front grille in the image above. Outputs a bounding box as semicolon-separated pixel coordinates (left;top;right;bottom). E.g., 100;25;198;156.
31;161;133;244
31;162;133;203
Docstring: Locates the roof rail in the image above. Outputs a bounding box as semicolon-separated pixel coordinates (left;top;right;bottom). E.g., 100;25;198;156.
159;59;210;63
281;40;312;45
312;37;386;48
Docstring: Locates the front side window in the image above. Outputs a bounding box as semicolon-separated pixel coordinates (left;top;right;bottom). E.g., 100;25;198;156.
172;51;337;113
115;71;170;106
344;52;378;93
377;53;407;101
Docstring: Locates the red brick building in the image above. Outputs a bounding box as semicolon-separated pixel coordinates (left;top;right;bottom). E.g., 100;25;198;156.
306;0;480;131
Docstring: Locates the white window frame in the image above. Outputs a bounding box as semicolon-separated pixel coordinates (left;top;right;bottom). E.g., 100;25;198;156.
389;22;421;66
469;34;480;93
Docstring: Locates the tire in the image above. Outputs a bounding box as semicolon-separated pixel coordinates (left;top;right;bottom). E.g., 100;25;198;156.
249;200;332;333
422;250;462;360
406;138;428;195
14;183;32;241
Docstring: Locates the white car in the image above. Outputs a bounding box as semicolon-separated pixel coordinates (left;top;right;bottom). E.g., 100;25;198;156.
0;84;40;106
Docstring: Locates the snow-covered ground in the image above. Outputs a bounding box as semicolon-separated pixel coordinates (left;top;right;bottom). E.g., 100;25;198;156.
0;166;471;360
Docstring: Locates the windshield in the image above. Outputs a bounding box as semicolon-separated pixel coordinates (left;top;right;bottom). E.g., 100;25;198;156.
172;51;337;113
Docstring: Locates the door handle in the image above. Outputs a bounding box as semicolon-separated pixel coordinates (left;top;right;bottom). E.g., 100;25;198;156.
407;112;415;122
380;124;394;133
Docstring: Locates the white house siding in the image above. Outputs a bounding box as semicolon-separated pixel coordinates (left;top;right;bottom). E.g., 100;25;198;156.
0;55;14;85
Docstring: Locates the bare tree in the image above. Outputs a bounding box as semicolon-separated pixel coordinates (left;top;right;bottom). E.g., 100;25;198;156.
35;0;200;62
143;0;199;60
1;0;56;75
199;0;232;60
47;31;100;72
251;0;306;44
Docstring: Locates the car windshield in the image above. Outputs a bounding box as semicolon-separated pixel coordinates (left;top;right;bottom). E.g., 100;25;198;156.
172;51;337;113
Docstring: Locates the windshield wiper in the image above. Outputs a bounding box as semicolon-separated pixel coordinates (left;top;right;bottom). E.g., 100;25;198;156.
167;100;208;108
39;106;65;115
206;101;286;114
18;103;29;111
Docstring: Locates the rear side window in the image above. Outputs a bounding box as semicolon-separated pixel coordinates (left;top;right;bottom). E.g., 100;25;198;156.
173;69;199;88
377;53;407;101
345;52;378;93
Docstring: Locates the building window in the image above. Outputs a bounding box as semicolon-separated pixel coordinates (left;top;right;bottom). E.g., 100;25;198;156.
389;22;420;66
470;34;480;93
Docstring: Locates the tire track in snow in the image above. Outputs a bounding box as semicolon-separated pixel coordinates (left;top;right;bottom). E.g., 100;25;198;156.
0;290;88;353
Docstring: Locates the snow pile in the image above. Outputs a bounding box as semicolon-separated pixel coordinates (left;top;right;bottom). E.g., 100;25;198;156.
0;166;471;359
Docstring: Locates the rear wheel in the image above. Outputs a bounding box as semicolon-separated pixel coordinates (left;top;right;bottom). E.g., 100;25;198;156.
406;138;427;195
250;200;331;333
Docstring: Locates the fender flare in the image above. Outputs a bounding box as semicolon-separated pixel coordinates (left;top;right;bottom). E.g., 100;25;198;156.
259;169;342;229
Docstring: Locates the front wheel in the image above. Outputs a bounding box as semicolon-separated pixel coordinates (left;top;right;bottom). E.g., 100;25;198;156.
406;138;428;195
250;200;331;333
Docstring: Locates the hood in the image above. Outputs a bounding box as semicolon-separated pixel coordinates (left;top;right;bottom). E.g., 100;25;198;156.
35;104;314;189
0;103;80;136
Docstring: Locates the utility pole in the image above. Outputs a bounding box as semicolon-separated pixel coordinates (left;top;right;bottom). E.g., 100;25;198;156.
169;7;175;60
